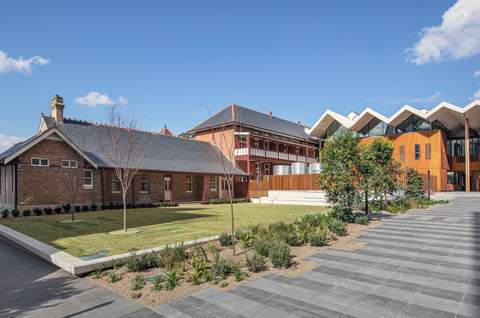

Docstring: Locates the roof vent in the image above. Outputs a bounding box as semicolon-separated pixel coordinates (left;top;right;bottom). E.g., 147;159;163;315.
347;111;358;120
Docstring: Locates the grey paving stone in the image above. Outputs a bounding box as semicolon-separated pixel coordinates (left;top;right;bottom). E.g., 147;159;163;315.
169;295;246;318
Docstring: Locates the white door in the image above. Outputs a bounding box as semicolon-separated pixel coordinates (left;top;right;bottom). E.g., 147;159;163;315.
164;177;171;201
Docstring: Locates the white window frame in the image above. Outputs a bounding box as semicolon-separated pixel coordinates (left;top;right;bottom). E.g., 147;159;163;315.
62;160;78;168
186;175;193;193
31;157;49;167
112;175;121;193
83;169;93;189
210;176;217;192
139;174;149;194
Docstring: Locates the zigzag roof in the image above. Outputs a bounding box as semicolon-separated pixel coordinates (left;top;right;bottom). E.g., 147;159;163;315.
308;100;480;138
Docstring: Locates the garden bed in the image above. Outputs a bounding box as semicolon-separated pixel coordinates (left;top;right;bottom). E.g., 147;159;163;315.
88;213;380;307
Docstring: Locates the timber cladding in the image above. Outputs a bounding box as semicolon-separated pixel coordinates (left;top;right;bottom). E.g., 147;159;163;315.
248;174;321;198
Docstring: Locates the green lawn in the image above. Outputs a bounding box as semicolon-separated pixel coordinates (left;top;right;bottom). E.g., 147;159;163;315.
0;204;327;257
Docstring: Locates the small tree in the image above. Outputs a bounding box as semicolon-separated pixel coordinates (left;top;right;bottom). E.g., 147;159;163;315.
63;169;82;222
319;131;360;219
103;105;148;232
404;168;425;200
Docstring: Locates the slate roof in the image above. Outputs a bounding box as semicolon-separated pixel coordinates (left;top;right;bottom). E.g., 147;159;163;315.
1;117;246;176
190;104;316;141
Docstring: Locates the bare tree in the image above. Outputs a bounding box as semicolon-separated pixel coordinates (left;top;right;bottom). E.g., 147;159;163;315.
62;169;81;222
103;105;148;232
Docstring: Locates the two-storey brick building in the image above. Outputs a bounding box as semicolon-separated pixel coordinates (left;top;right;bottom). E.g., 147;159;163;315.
189;104;320;179
0;96;246;211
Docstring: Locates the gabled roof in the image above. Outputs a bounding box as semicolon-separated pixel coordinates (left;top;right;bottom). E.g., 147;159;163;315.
1;117;246;176
309;100;480;138
190;104;315;141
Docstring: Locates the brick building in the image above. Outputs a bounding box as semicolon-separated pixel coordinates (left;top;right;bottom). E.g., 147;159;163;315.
0;96;246;211
189;104;320;179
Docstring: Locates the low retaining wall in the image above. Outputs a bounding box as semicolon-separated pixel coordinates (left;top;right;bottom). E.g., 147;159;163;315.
0;224;218;276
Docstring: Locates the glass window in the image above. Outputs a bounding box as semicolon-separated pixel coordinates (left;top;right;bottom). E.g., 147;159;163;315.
415;144;421;160
358;118;387;137
140;174;149;193
210;176;217;191
31;158;49;167
186;175;193;192
238;136;247;148
62;160;77;168
112;175;121;193
221;177;231;191
84;170;93;189
425;144;431;160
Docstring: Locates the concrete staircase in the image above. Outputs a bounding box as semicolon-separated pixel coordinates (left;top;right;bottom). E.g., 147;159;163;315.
251;190;329;206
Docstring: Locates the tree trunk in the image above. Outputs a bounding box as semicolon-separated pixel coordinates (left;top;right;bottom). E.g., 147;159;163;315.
230;200;235;256
365;189;369;216
71;201;75;222
123;192;127;232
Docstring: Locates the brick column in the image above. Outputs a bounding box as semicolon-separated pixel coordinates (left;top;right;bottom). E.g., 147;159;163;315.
465;117;471;192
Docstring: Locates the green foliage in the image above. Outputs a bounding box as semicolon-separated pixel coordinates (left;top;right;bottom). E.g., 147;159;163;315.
0;209;8;218
235;230;255;249
44;207;53;215
10;209;19;217
211;256;233;279
165;268;178;290
309;226;329;247
189;271;201;286
253;239;271;257
404;168;425;200
22;209;31;217
269;241;292;268
153;275;164;291
327;218;347;236
32;207;42;216
91;268;104;279
329;205;354;223
354;215;369;225
131;275;145;290
130;291;141;299
54;207;62;214
218;233;233;246
233;266;245;282
220;281;229;288
126;251;159;272
158;243;187;270
246;254;267;273
319;131;360;213
108;270;122;283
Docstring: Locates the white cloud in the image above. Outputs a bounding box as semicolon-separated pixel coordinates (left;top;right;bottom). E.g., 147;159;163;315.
474;70;480;77
75;91;128;107
0;134;24;151
473;89;480;99
406;0;480;65
0;50;50;75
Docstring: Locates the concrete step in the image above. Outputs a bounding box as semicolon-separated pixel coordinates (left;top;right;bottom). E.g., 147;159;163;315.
267;190;326;199
257;198;329;206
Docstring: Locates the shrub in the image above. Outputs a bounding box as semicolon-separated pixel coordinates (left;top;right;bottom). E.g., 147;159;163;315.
108;271;121;283
126;251;159;272
220;281;229;288
282;231;303;246
354;215;369;225
153;275;164;291
158;243;187;270
211;257;232;279
130;291;141;299
10;209;19;218
269;242;292;268
33;207;42;216
236;230;254;249
63;204;72;213
22;209;31;217
44;207;53;215
74;205;81;212
54;207;62;214
328;218;347;236
91;204;98;211
329;206;354;223
246;254;267;273
404;168;425;200
131;275;145;290
253;239;271;257
189;271;201;286
165;268;178;290
218;233;233;247
309;228;329;247
0;209;8;218
81;205;90;212
233;266;245;282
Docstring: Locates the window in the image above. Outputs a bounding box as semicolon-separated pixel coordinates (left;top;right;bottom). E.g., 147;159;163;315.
425;144;431;160
221;177;231;191
186;175;193;192
112;175;121;193
62;160;78;168
399;146;405;161
210;176;217;192
31;158;49;167
415;144;421;160
238;136;247;148
83;170;93;189
138;174;149;193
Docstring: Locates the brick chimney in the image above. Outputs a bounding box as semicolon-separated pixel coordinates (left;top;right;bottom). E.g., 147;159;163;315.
50;95;65;123
268;112;273;118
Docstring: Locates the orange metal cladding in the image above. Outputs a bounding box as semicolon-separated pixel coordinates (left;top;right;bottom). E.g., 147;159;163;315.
359;130;449;191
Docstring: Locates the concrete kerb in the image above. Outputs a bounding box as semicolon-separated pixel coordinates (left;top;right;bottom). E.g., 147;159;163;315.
0;224;218;276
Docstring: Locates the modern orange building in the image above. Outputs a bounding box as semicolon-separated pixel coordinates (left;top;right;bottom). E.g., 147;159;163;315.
308;102;480;192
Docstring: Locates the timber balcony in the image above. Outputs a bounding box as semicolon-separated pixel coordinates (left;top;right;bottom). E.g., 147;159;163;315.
233;147;318;163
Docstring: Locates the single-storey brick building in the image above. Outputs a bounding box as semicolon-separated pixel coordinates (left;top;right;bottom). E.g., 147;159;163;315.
0;96;246;211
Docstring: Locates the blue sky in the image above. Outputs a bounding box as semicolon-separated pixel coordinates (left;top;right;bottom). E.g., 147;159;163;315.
1;0;479;150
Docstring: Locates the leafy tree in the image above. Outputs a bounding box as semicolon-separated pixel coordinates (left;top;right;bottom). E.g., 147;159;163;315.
319;131;360;216
404;168;425;200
